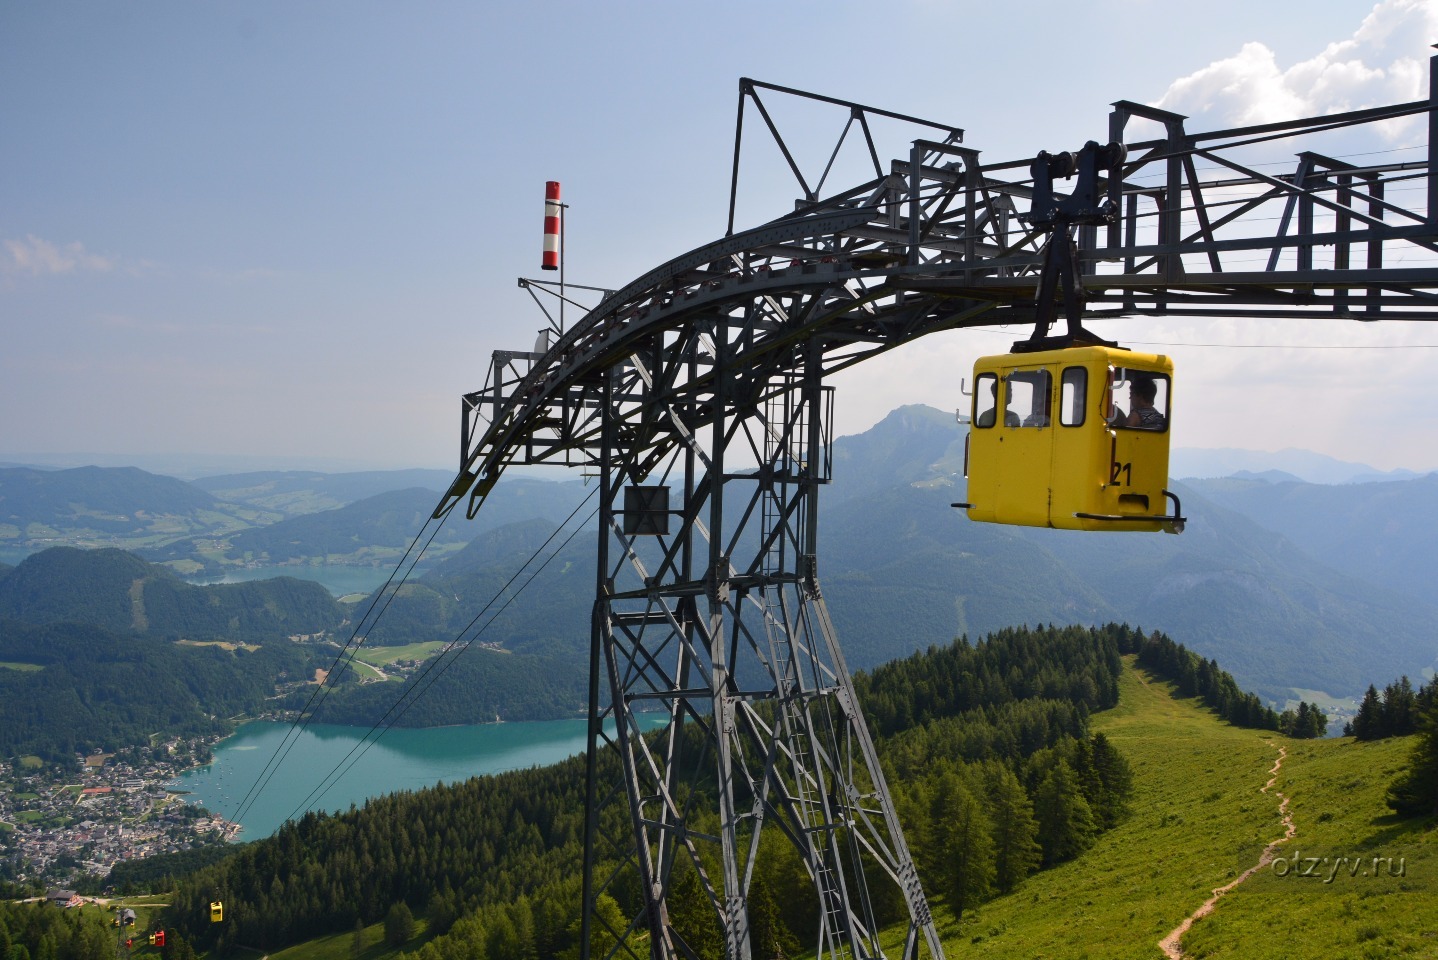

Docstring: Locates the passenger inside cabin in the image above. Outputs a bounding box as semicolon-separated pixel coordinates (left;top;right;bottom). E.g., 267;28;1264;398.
1123;373;1166;430
975;381;1019;427
1016;369;1052;427
1022;392;1051;427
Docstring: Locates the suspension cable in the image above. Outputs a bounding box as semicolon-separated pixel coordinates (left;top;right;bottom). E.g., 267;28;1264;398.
280;490;600;825
225;497;453;828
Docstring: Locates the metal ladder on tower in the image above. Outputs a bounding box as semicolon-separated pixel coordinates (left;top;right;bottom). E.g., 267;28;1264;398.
757;385;857;960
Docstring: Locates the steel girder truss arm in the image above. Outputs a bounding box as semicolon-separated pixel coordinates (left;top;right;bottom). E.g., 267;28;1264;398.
439;63;1438;525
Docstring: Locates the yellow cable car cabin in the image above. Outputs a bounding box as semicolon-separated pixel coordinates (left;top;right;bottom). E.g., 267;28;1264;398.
962;345;1183;533
210;901;224;923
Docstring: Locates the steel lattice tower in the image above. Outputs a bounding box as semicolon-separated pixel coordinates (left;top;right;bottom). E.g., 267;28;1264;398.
578;338;939;960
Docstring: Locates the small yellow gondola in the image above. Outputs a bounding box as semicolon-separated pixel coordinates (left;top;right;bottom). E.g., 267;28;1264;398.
961;345;1182;533
210;900;224;923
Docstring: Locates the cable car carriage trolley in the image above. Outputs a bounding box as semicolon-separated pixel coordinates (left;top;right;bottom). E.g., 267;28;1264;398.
960;346;1182;533
956;139;1184;534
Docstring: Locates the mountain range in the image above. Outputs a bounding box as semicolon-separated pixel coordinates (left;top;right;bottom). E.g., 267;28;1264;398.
3;406;1437;705
820;406;1438;701
1167;447;1423;485
0;546;340;640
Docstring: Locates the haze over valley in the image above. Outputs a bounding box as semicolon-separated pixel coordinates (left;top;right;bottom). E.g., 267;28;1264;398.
5;405;1436;709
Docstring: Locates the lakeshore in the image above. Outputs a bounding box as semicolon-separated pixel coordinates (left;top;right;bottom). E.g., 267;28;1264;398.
171;713;670;841
0;737;229;891
2;713;670;891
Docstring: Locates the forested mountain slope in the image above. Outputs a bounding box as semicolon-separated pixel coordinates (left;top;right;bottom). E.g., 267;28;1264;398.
8;405;1437;708
353;518;593;656
819;406;1438;700
294;644;588;726
140;477;592;576
140;488;473;573
1184;472;1438;605
0;465;218;523
0;547;332;758
0;620;313;759
0;546;341;640
192;468;459;515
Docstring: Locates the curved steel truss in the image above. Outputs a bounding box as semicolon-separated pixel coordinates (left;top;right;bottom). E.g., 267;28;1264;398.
438;66;1438;960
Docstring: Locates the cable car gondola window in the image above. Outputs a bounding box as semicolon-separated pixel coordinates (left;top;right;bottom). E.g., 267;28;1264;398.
1059;367;1086;427
1109;369;1170;432
1008;368;1052;427
972;372;1001;428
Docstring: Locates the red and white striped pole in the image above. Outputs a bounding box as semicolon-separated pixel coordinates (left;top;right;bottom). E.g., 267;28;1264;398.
542;181;561;272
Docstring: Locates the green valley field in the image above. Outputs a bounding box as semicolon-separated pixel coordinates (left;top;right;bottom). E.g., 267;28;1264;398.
928;659;1436;959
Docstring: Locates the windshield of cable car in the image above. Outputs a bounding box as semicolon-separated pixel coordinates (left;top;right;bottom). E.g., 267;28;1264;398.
1107;367;1170;431
972;369;1054;428
1008;369;1052;427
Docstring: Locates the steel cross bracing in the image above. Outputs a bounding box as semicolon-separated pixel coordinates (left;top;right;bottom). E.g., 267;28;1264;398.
437;65;1438;960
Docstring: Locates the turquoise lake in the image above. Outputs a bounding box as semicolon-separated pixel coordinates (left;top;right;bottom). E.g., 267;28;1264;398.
169;715;667;841
185;563;417;597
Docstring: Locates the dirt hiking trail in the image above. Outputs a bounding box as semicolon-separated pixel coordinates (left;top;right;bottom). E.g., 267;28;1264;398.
1158;742;1296;959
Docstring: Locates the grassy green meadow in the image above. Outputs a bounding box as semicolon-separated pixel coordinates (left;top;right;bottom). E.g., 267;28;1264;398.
1179;734;1435;958
347;660;388;681
351;640;448;667
929;659;1436;959
267;916;431;960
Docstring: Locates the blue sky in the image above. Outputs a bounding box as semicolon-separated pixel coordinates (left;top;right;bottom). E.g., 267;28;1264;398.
4;1;1437;474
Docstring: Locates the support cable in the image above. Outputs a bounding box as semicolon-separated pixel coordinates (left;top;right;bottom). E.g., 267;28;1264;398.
224;504;452;828
279;489;601;826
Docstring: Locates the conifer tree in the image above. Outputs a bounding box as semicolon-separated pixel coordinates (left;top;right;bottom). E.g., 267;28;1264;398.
1308;702;1330;738
162;933;198;960
1353;685;1383;740
667;866;724;960
509;899;537;960
427;887;458;938
935;771;994;921
350;919;365;959
1033;759;1097;866
77;926;110;960
985;765;1041;893
1388;691;1438;818
1383;677;1419;736
559;893;629;960
1087;733;1134;829
748;871;800;960
484;909;521;960
384;902;414;948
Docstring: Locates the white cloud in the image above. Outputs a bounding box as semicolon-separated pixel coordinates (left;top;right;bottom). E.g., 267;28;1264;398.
2;235;115;277
1153;0;1438;134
